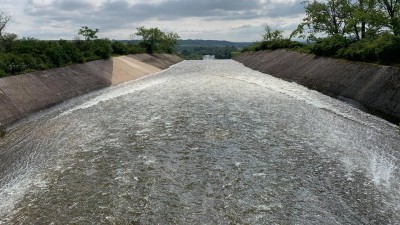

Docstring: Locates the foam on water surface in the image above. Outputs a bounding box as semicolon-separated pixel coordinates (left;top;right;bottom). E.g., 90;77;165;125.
0;60;399;224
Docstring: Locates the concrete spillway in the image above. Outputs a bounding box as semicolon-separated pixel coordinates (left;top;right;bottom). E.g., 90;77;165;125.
0;54;182;128
0;60;399;224
235;49;400;123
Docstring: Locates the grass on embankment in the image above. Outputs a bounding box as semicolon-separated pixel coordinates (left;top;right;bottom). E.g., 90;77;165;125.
242;34;400;68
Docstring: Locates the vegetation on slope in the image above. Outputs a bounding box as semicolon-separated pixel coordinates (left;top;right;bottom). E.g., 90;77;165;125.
0;15;180;77
242;0;400;66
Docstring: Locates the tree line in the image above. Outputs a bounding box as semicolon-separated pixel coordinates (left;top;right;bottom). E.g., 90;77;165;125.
0;13;179;77
178;46;239;59
244;0;400;66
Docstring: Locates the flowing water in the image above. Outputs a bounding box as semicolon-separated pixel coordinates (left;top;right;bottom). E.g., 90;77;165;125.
0;60;399;224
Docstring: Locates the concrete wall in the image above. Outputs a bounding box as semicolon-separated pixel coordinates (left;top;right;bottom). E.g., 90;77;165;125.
235;50;400;122
129;54;183;70
0;54;182;128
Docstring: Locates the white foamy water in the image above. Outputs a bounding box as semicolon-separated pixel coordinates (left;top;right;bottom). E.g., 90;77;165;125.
217;70;395;132
0;60;399;224
61;78;167;116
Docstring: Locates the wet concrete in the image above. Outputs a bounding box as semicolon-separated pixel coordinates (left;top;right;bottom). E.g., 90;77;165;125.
235;50;400;123
0;54;182;128
0;60;399;224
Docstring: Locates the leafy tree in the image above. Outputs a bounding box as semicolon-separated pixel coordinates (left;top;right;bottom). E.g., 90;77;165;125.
78;26;99;41
0;11;11;36
136;27;163;53
379;0;400;35
0;33;17;52
292;0;398;39
161;32;180;54
291;0;349;40
348;0;387;39
262;24;284;42
136;26;179;54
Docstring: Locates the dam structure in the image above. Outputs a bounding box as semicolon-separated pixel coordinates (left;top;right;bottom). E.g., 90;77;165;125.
0;60;399;224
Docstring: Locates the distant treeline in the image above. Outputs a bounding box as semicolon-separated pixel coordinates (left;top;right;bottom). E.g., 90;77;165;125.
242;0;400;66
177;46;239;59
175;39;250;60
178;40;251;49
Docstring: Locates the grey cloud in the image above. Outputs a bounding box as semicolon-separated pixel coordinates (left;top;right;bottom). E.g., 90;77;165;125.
92;0;263;22
25;0;304;25
265;1;305;18
230;25;255;30
55;0;94;11
22;0;305;40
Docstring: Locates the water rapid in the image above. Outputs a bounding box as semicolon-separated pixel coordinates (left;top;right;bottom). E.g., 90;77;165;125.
0;60;399;224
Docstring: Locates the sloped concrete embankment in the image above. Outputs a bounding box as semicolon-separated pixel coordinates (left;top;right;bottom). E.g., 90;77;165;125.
235;50;400;122
0;54;182;128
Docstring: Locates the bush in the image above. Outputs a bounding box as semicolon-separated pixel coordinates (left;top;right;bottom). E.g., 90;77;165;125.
241;40;303;52
45;43;67;67
126;43;145;54
93;39;112;59
0;53;28;74
75;39;93;52
0;33;17;53
258;39;303;51
241;42;262;52
337;34;400;63
375;35;400;62
0;37;115;76
111;41;129;55
59;40;83;63
0;55;5;72
82;51;98;62
0;69;6;78
12;38;48;56
231;51;241;58
311;35;351;56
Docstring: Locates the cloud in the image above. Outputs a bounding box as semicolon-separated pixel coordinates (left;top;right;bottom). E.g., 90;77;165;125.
8;0;306;41
55;0;94;11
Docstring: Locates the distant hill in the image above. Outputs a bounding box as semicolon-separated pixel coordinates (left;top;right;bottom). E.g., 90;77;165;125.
119;39;252;49
178;40;252;49
117;39;253;59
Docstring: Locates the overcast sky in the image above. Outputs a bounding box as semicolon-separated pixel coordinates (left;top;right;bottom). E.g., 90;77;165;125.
1;0;305;42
